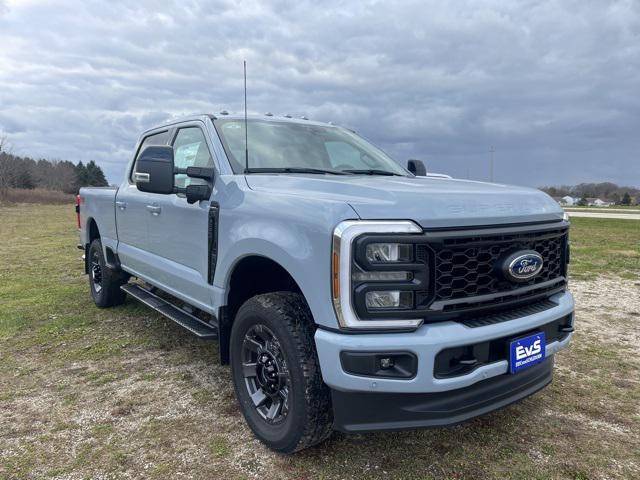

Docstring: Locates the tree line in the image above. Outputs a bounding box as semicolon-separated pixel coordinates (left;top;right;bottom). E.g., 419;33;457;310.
0;150;108;194
540;182;639;205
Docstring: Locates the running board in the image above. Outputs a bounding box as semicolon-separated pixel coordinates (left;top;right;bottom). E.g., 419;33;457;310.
121;283;218;339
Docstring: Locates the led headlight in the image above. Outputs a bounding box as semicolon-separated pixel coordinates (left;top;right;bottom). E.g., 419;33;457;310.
351;271;411;282
365;243;413;263
331;220;424;330
365;290;413;309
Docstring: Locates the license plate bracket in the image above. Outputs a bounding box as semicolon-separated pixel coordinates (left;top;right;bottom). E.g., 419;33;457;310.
509;332;546;374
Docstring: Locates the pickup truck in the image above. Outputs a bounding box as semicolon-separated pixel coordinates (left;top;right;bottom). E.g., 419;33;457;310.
78;113;574;453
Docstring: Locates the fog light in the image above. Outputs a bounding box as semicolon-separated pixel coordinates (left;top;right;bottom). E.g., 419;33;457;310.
379;357;394;369
365;290;413;309
340;351;417;379
366;243;413;263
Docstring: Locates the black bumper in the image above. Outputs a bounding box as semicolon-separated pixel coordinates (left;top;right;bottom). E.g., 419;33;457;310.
331;356;553;433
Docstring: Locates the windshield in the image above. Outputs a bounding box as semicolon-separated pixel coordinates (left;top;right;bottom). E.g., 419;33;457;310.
214;119;410;176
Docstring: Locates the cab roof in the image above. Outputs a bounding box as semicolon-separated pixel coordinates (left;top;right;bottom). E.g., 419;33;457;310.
143;113;338;135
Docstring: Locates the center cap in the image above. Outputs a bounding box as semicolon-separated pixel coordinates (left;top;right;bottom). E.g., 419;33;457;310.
257;351;281;394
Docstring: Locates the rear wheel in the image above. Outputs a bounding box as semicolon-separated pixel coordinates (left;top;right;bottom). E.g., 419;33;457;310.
230;292;333;453
88;239;127;308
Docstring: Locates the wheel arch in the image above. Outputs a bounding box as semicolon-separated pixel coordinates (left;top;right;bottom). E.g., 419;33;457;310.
85;218;119;272
84;218;101;274
218;254;307;365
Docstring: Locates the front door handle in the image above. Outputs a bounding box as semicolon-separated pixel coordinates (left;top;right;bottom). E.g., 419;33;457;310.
116;201;127;210
146;205;162;215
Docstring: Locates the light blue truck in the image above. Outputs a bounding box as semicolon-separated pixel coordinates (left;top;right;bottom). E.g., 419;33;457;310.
78;113;574;453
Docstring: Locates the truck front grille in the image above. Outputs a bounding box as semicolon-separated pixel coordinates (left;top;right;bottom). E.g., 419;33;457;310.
418;223;569;317
435;228;566;299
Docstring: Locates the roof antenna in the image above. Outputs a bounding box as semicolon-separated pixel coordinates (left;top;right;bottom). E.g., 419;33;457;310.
243;60;249;173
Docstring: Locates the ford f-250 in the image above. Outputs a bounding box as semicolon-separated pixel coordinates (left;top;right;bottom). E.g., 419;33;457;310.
77;113;574;453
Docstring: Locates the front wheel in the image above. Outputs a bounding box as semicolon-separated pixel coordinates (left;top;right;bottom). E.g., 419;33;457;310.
230;292;333;453
88;239;127;308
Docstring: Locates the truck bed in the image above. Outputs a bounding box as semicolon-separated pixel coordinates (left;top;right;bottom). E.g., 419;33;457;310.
79;186;119;254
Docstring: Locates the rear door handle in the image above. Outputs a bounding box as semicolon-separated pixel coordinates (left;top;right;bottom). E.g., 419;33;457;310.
116;201;127;210
146;205;162;215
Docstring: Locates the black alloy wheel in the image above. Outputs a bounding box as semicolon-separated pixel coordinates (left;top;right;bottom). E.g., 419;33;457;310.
241;324;291;424
230;292;333;452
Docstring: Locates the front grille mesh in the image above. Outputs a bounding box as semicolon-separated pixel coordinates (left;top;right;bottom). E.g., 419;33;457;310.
416;226;568;313
434;228;566;300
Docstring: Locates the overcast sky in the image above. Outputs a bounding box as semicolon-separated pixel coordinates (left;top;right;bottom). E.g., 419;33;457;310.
1;0;638;187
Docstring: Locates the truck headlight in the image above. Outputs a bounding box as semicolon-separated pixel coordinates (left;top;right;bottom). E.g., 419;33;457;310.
331;220;426;330
365;243;413;263
365;290;414;309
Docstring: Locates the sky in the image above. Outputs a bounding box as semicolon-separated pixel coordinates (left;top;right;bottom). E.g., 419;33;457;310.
0;0;639;187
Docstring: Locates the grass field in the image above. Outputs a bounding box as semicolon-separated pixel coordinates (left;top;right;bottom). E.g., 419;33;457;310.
568;217;640;279
1;204;639;480
564;206;640;211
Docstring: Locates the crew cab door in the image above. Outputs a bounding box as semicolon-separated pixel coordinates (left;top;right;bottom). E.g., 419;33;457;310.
143;123;216;310
115;129;170;274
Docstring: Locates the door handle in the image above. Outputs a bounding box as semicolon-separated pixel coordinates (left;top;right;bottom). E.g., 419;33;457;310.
146;205;162;215
116;201;127;210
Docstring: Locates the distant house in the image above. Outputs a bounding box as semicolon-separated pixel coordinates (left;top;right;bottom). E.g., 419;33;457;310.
559;196;575;206
587;198;613;207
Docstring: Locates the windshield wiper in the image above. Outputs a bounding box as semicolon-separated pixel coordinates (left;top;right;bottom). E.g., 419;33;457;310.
244;167;351;175
341;169;404;176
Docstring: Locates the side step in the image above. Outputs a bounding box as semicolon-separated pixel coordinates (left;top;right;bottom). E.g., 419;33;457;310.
121;283;218;339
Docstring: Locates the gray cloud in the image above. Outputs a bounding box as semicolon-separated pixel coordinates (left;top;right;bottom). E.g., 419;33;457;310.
1;0;638;186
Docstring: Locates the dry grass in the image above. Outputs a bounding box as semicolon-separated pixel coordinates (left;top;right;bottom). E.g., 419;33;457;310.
1;204;639;480
0;188;74;205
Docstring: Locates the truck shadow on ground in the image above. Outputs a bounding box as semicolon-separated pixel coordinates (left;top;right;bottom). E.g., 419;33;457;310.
98;297;563;478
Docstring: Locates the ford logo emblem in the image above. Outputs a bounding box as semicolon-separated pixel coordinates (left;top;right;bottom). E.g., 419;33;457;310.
503;251;544;282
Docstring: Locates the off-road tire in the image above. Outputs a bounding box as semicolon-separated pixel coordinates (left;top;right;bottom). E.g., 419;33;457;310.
230;292;333;453
88;239;127;308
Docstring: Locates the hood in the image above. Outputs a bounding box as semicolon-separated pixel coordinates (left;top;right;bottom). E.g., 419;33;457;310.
245;175;564;229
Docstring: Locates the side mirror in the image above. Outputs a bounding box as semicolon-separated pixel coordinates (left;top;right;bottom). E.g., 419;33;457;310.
135;146;213;204
135;146;175;194
407;159;427;176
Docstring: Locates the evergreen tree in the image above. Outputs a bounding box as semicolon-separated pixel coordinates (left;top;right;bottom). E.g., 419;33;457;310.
76;161;88;187
85;160;108;187
621;192;632;205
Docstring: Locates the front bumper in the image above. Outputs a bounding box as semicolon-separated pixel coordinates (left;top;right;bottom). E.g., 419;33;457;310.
314;290;574;395
332;356;554;432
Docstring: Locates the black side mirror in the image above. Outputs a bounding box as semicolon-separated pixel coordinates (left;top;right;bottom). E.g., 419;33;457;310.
135;146;214;204
135;146;175;194
407;159;427;176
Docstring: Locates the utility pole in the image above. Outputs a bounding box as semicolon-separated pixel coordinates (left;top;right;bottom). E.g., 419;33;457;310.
489;145;495;182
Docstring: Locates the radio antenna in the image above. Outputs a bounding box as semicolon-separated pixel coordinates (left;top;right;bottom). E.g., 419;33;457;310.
243;60;249;173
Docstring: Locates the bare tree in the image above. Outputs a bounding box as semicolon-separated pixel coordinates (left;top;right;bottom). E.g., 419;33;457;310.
0;133;8;154
0;133;10;196
0;152;13;194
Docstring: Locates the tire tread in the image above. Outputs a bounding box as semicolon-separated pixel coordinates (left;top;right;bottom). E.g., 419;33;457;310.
233;292;333;452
